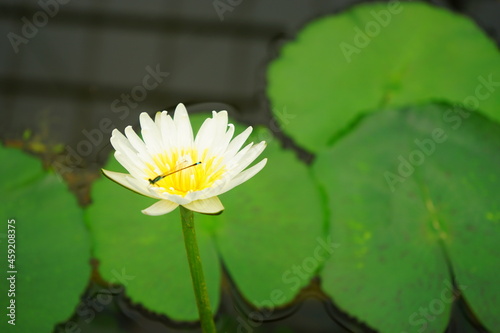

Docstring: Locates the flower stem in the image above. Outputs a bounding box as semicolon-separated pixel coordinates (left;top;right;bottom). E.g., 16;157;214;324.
180;206;217;333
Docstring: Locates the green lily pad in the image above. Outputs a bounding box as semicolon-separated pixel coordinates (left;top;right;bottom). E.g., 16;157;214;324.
267;2;500;153
0;146;91;333
313;103;500;332
87;114;325;321
198;126;326;307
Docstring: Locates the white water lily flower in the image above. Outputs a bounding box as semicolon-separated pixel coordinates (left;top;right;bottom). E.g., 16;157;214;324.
102;103;267;216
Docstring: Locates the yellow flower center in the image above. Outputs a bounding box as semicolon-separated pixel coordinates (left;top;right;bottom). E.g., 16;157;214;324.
145;148;226;196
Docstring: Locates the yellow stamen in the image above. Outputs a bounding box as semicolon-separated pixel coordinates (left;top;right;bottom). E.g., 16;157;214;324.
145;148;226;196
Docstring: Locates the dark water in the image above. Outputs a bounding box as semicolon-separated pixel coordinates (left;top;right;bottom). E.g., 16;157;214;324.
54;268;488;333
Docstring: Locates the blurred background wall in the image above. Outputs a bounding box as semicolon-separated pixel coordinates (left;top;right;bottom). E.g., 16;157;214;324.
1;0;499;170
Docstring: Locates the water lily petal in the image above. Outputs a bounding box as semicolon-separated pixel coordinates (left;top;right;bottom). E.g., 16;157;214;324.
183;196;224;214
223;126;253;160
220;123;235;152
123;126;144;152
114;151;145;180
102;169;157;199
173;103;194;148
123;126;155;167
110;128;135;152
228;141;266;176
111;129;146;169
156;110;177;150
157;190;192;205
142;200;179;216
194;117;215;150
140;112;164;155
210;111;229;154
219;158;268;195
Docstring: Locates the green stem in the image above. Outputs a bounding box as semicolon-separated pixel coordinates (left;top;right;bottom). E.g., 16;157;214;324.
179;206;217;333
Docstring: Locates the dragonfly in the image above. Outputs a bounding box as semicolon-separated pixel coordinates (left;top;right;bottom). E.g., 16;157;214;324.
148;161;202;185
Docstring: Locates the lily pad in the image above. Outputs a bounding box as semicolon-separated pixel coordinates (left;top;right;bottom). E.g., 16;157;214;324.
267;2;500;153
313;103;500;332
198;126;326;307
86;113;325;321
0;146;91;333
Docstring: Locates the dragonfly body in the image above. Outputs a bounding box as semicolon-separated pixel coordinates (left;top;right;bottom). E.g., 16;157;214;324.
148;161;202;185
